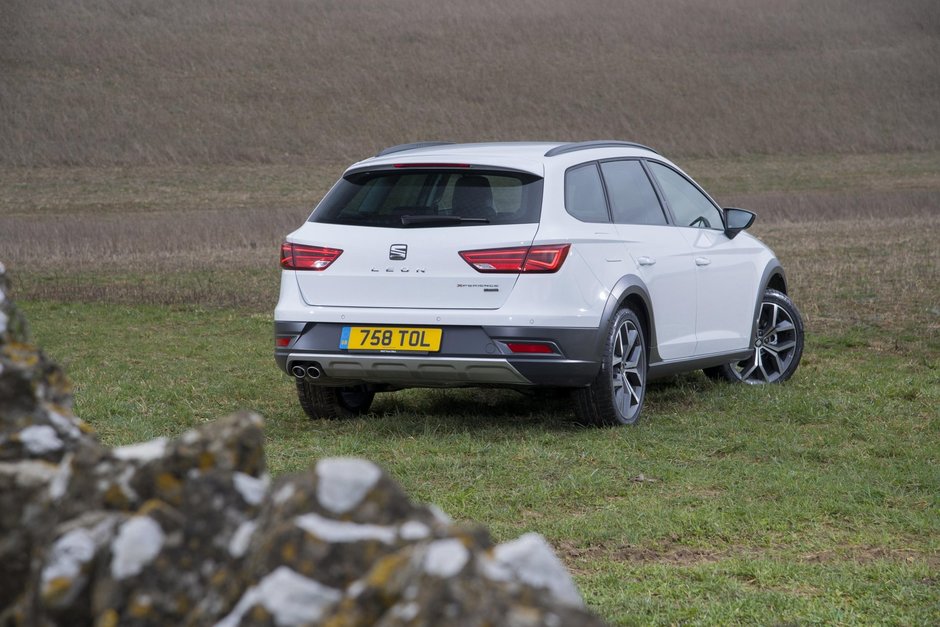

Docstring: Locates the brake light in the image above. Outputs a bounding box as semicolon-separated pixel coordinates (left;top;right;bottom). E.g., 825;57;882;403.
505;342;556;354
280;243;343;271
459;244;570;273
394;163;471;168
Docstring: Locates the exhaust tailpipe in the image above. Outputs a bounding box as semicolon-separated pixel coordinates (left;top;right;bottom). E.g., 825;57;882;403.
306;365;321;379
290;365;306;378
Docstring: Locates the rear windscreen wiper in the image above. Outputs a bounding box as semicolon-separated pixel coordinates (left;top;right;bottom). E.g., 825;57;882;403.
400;215;490;227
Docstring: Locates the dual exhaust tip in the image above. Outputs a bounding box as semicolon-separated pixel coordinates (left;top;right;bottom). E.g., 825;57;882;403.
291;363;322;379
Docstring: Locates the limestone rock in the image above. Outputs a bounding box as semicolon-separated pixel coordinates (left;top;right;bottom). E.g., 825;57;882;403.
0;264;97;613
0;262;606;626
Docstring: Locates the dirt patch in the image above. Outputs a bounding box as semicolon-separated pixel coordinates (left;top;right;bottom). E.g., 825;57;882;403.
557;540;940;574
800;547;940;568
557;541;725;572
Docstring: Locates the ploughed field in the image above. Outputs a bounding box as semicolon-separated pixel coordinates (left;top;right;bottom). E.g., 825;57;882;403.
3;153;938;624
3;0;938;166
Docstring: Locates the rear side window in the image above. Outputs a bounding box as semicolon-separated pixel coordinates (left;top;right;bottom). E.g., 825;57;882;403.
310;170;543;228
564;163;609;223
599;160;667;225
647;162;724;230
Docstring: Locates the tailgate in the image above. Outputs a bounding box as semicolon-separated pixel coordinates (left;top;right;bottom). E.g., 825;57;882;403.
289;223;539;309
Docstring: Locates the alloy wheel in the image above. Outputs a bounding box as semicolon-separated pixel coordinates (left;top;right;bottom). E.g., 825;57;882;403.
611;319;645;421
732;300;799;383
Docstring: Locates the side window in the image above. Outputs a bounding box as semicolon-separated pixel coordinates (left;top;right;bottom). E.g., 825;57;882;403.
564;163;609;223
648;162;724;229
599;160;667;225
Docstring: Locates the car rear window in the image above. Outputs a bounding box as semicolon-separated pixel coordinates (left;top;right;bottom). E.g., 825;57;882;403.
310;169;543;227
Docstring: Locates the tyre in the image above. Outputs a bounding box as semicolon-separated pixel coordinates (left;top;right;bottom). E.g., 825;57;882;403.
704;289;804;384
295;379;375;420
573;307;648;426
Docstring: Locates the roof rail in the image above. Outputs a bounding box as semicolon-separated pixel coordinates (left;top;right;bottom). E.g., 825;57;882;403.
544;140;659;157
375;141;456;157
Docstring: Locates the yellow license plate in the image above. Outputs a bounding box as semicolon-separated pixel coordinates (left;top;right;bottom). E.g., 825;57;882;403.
340;326;442;352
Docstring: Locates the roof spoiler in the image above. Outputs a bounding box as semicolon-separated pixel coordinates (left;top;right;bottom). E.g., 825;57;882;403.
375;141;456;157
545;140;659;157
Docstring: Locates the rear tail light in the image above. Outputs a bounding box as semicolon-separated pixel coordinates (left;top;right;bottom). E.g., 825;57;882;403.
459;244;570;273
280;243;343;271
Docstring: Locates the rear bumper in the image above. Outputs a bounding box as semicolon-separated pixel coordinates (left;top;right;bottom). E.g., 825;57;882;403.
275;321;601;388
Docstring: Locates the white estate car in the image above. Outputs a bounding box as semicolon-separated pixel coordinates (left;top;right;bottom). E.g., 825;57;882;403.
275;141;804;426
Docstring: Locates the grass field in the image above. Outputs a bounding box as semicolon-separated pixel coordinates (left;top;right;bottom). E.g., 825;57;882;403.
3;0;939;622
6;153;939;624
19;300;940;624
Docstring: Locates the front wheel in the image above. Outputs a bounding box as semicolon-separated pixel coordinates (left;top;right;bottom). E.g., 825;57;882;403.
295;379;375;420
705;289;804;384
573;307;648;426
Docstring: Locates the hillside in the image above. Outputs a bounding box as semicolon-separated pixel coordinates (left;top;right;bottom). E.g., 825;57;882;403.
2;0;938;166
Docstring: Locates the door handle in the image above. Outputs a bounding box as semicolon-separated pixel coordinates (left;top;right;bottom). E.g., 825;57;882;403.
695;257;711;266
637;256;656;266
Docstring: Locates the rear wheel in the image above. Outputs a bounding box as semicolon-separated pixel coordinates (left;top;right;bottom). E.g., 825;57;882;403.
295;379;375;420
704;289;804;384
573;307;647;426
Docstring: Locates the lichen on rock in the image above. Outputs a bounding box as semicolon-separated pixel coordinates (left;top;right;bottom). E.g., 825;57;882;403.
0;262;606;626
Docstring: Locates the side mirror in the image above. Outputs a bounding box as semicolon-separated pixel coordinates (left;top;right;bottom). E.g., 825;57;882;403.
723;207;756;239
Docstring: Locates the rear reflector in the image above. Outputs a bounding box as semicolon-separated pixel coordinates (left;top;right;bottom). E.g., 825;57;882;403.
505;342;556;354
280;243;343;271
459;244;570;273
275;336;293;347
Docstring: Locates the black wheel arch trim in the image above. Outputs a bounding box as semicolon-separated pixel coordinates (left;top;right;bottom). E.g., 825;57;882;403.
751;260;788;345
596;274;660;364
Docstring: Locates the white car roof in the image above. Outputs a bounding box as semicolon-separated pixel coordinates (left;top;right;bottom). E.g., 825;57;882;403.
346;140;663;176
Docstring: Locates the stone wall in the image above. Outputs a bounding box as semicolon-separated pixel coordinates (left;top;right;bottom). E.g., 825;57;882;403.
0;263;606;626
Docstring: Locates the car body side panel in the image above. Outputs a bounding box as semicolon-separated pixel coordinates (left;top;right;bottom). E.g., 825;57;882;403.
678;228;768;355
615;223;698;360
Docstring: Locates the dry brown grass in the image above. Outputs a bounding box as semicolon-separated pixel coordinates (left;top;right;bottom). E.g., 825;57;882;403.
759;216;939;349
2;0;938;166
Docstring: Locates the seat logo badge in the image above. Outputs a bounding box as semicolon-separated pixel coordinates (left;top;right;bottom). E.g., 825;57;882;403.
389;244;408;260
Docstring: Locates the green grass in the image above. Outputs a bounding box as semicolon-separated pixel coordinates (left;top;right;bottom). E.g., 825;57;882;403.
23;300;939;625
